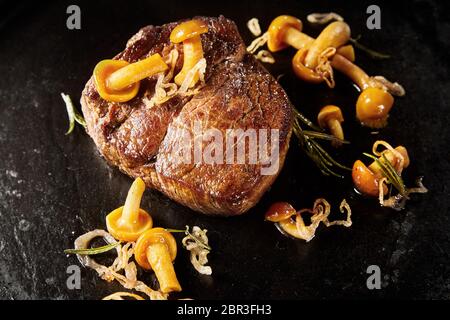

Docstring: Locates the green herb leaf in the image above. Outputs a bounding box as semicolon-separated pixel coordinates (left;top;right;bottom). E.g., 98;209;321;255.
64;242;119;255
350;36;391;60
61;92;86;135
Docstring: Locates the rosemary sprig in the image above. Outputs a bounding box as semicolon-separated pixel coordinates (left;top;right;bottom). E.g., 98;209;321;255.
292;110;351;178
61;92;86;135
363;153;406;195
350;36;391;60
64;242;120;255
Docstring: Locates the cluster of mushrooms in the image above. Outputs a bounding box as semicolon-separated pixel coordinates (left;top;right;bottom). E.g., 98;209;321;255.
106;177;182;293
262;15;415;199
93;19;209;103
265;15;403;129
68;176;212;300
258;15;426;240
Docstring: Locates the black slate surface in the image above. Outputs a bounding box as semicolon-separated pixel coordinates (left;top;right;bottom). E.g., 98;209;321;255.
0;0;449;300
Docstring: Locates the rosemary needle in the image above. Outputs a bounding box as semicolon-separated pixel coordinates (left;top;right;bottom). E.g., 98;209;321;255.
64;242;120;255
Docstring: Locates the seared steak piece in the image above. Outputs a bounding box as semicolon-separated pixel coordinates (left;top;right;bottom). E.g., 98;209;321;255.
81;16;293;216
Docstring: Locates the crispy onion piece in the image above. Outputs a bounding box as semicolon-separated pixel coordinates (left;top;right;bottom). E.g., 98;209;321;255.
379;177;428;211
247;32;268;54
102;292;145;300
293;200;330;242
74;230;167;300
247;18;262;36
178;58;207;95
373;141;428;210
254;50;275;64
143;49;207;107
144;49;180;108
316;47;336;88
277;198;352;242
324;199;352;227
164;48;179;83
74;229;118;274
307;12;344;25
182;226;212;275
368;76;405;97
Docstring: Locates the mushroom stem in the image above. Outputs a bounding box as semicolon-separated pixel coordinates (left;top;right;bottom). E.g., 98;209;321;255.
284;27;314;50
174;36;204;87
107;54;168;91
171;19;209;88
305;21;351;69
328;118;344;146
146;244;181;293
120;177;145;226
331;54;370;90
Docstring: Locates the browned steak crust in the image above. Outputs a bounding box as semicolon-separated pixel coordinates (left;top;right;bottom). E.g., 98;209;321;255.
81;16;293;216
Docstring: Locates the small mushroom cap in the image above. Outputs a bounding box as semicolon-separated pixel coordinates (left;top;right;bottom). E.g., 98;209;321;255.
106;206;153;242
356;88;394;128
93;60;140;103
337;44;355;62
352;160;387;197
317;105;344;128
170;19;209;43
265;202;297;222
135;228;177;270
268;15;302;52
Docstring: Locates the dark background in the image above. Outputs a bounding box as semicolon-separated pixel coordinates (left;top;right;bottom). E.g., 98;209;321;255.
0;0;449;299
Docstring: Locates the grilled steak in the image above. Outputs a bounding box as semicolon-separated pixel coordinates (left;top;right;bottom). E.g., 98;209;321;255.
81;16;293;216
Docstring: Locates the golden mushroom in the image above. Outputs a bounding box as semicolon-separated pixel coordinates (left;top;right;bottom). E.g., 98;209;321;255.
290;21;351;87
265;202;302;239
106;177;153;242
352;145;409;197
170;19;209;87
356;87;394;128
331;54;395;128
317;105;345;147
352;160;388;197
292;49;324;84
267;15;313;52
304;21;351;69
265;202;297;222
135;228;181;293
93;53;168;102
